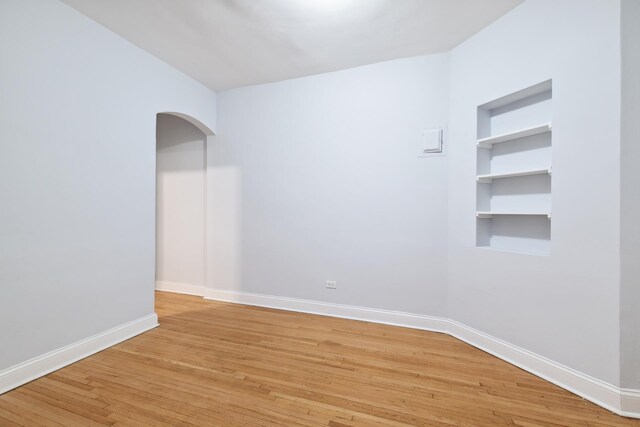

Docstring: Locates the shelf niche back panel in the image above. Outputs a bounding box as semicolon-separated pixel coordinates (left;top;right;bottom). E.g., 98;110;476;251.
477;216;551;255
476;80;552;255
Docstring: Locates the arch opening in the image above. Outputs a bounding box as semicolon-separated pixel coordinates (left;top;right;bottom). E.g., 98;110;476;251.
159;111;215;136
155;112;209;298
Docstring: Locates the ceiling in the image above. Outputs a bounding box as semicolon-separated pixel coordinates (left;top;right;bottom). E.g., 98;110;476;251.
62;0;523;92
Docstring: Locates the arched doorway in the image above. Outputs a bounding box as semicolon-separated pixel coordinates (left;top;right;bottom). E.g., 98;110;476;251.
155;112;214;297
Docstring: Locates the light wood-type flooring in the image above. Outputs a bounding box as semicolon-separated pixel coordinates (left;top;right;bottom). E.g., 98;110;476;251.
0;291;638;426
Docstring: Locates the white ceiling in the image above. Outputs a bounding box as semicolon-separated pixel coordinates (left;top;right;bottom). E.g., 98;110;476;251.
62;0;523;91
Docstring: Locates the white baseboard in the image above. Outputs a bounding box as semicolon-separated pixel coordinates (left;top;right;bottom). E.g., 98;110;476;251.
203;288;449;333
156;280;205;296
0;313;158;395
447;320;623;415
203;288;639;419
622;389;640;417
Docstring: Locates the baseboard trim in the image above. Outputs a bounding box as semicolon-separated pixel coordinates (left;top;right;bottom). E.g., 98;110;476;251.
0;313;158;395
203;288;449;333
203;287;639;419
156;281;205;296
447;320;623;416
621;388;640;417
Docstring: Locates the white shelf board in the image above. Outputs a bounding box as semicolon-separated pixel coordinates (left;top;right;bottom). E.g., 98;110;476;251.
478;80;552;110
476;246;550;257
477;167;551;183
477;123;552;148
476;211;551;219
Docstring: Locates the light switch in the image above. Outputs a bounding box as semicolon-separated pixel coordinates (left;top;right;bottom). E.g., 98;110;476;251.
422;128;443;154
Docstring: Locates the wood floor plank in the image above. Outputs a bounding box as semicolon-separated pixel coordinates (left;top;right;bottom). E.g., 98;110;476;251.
0;291;638;426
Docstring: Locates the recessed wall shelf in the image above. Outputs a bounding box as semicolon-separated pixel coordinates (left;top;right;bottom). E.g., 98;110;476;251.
477;123;552;148
476;211;551;219
475;79;553;255
476;246;550;257
477;167;551;183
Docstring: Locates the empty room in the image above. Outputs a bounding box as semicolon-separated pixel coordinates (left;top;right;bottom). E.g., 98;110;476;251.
1;0;639;425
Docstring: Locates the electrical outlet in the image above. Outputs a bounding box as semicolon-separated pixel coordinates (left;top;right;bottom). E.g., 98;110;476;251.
326;281;337;289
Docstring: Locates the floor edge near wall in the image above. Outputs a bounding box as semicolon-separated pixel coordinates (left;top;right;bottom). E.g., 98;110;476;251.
191;287;638;420
155;281;206;297
0;313;158;395
5;287;636;420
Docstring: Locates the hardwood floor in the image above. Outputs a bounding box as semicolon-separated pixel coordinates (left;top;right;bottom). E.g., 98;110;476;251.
0;291;638;426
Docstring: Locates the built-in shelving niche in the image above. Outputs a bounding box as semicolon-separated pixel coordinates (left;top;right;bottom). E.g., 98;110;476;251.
476;80;552;255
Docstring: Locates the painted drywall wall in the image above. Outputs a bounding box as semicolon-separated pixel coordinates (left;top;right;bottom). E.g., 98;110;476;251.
208;54;450;316
448;0;621;386
0;0;216;371
156;114;206;290
620;0;640;390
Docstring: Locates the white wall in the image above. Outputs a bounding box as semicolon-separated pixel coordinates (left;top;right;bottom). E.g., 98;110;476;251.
209;2;629;392
448;0;621;386
620;0;640;390
0;0;216;371
156;114;206;290
208;54;450;315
